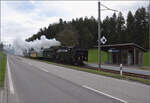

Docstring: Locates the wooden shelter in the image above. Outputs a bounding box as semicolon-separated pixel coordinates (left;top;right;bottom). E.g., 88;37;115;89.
101;43;147;66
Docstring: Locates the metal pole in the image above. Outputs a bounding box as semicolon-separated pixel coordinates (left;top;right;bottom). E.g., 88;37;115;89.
98;1;101;70
148;1;150;65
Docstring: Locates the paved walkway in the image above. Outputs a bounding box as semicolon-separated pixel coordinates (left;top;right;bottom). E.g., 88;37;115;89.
85;63;150;76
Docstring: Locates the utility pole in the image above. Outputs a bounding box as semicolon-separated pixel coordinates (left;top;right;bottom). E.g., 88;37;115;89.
149;1;150;50
0;0;1;44
148;1;150;62
98;1;101;70
0;30;1;44
97;2;119;70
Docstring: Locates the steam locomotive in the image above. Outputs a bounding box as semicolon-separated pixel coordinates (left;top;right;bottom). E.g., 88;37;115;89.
23;46;88;65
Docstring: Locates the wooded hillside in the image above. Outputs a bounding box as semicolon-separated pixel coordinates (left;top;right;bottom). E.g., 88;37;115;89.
26;7;149;50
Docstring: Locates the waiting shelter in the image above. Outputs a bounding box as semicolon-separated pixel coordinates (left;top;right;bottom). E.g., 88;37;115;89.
101;43;147;66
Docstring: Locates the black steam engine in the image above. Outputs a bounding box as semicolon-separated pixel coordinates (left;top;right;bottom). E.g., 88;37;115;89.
24;46;88;65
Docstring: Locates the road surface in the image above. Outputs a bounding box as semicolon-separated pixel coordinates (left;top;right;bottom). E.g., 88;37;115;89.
5;55;125;103
86;63;150;76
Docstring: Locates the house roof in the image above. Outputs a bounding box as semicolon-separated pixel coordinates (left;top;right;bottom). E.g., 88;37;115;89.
98;43;147;52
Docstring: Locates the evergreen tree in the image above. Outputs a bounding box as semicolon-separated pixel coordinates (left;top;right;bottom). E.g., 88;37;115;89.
25;6;149;50
0;43;3;51
105;13;117;44
116;12;126;43
145;5;150;49
134;7;147;48
126;11;135;43
101;16;111;44
55;24;79;46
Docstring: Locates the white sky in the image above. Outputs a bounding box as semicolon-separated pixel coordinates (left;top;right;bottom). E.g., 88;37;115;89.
1;0;149;44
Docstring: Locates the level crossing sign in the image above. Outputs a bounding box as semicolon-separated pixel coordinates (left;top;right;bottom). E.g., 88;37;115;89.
100;36;107;44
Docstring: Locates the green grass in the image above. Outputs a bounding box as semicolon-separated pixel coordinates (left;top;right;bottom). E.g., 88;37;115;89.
143;51;150;66
33;58;150;86
139;67;150;71
88;49;107;64
0;51;6;87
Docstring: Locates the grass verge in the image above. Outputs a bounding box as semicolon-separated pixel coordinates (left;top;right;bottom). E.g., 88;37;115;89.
0;51;7;87
88;49;107;64
34;58;150;86
143;50;150;66
137;67;150;71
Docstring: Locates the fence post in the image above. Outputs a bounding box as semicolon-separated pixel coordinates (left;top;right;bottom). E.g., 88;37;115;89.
120;64;123;76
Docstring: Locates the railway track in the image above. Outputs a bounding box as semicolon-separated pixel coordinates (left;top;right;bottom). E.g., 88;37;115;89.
24;57;150;79
84;65;150;79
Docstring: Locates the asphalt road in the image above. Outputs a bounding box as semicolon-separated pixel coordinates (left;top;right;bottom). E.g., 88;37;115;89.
85;63;150;76
6;55;124;103
20;57;150;103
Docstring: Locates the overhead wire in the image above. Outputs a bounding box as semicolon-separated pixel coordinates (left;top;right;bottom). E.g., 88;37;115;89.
101;3;120;12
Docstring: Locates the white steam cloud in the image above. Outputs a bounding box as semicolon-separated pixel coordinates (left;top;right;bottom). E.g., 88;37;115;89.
12;36;61;55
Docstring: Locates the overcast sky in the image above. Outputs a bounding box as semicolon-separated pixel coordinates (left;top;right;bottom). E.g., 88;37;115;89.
1;0;149;44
